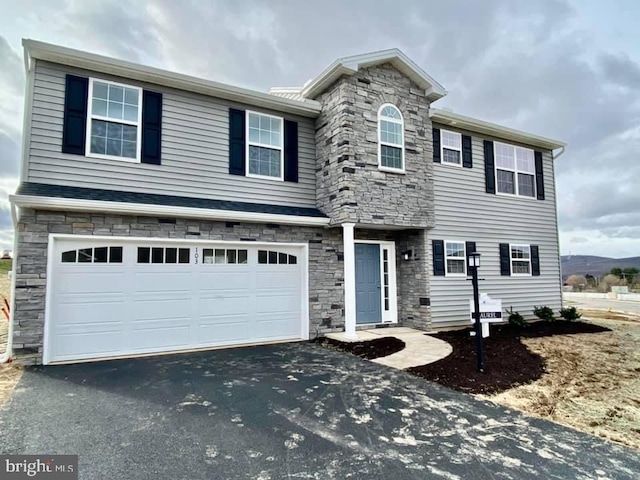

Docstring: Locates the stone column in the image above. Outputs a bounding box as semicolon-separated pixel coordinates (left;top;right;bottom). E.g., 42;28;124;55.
342;222;357;339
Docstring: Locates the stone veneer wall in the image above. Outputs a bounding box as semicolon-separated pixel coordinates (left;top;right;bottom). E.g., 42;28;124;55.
12;209;346;364
315;64;435;228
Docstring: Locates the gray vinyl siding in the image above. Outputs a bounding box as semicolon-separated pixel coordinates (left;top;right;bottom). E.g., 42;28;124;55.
27;60;317;208
429;124;562;328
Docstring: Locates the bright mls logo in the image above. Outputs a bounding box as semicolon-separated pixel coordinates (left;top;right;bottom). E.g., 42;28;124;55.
0;456;77;479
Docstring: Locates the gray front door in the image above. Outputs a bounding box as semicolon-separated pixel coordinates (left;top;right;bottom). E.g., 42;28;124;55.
355;243;382;324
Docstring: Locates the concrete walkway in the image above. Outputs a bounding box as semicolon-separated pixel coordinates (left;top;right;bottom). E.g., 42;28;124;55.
325;327;452;369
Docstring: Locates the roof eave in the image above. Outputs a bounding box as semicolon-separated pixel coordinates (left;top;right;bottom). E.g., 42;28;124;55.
23;39;322;118
429;108;567;151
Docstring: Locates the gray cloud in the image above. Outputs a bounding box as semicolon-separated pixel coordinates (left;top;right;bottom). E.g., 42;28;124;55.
0;0;638;256
0;35;23;94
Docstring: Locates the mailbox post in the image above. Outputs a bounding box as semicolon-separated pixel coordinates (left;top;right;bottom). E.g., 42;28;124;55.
468;252;484;373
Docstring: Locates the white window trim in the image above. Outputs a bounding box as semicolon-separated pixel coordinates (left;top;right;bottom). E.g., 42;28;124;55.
85;77;143;164
510;243;532;277
245;110;285;182
440;129;462;167
377;103;405;174
444;240;467;276
494;141;536;199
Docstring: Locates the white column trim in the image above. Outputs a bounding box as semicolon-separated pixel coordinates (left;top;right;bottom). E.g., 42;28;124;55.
342;223;358;339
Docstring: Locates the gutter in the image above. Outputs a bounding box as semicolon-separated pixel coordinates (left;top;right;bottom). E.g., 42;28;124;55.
1;204;19;363
9;195;331;228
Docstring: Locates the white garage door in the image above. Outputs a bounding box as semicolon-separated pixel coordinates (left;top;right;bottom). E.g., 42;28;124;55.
45;237;307;364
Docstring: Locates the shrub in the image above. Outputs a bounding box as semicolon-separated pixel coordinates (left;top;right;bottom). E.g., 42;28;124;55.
560;306;582;321
533;305;555;322
506;307;528;328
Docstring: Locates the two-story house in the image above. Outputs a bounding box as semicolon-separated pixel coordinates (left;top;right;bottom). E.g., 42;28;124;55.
7;40;565;365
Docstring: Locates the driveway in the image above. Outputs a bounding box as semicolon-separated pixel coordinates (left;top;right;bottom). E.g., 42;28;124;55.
565;295;640;315
1;343;638;479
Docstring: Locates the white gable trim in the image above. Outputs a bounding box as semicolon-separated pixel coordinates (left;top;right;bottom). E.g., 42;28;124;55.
298;49;448;101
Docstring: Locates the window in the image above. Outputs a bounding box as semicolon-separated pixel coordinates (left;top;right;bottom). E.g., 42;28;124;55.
86;78;142;162
61;246;123;263
257;250;297;265
383;249;390;311
202;248;248;265
445;241;466;275
137;247;190;264
441;130;462;165
246;111;283;179
511;244;531;275
378;104;404;172
495;142;536;197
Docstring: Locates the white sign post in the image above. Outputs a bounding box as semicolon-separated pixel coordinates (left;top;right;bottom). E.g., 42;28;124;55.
470;294;503;338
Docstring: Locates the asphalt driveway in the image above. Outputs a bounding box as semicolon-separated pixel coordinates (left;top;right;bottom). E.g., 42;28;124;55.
1;343;638;479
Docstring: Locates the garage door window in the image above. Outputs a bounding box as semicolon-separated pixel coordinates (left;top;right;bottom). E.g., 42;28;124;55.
258;250;297;265
61;246;123;263
203;248;248;264
137;247;190;264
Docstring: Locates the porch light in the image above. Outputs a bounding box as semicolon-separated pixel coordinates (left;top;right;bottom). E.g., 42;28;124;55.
468;252;481;268
402;250;413;261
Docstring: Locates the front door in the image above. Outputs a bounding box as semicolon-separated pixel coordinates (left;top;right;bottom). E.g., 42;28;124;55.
355;243;382;324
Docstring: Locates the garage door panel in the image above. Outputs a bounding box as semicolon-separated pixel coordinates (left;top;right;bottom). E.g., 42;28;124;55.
129;325;192;350
56;302;126;326
48;240;305;363
56;270;127;294
131;298;192;320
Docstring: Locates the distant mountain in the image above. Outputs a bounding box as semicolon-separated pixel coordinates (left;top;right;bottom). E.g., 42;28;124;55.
561;255;640;279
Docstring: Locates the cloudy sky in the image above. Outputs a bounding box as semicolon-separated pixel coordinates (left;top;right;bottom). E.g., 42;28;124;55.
0;0;638;257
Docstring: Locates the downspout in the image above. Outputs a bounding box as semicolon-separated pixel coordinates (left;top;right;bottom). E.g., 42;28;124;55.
552;146;566;308
1;203;19;363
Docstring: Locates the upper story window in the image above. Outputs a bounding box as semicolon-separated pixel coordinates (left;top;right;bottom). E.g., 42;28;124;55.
495;142;536;198
246;111;284;180
378;104;404;173
510;244;531;275
445;241;466;275
441;130;462;165
86;78;143;162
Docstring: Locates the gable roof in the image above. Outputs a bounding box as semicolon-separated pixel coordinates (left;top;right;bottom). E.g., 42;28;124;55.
22;39;322;117
430;108;567;151
271;49;447;102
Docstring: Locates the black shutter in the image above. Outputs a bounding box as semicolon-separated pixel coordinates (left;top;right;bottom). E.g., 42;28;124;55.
432;240;445;276
284;119;298;182
531;245;541;276
534;151;545;200
432;128;441;163
229;108;246;176
499;243;511;276
62;75;88;155
141;91;162;165
462;135;473;168
484;140;495;194
465;241;477;266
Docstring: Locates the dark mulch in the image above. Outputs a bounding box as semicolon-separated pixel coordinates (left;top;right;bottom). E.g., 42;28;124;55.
407;320;612;395
313;336;405;360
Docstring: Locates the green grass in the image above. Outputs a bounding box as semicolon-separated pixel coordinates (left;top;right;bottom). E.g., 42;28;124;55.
0;260;12;276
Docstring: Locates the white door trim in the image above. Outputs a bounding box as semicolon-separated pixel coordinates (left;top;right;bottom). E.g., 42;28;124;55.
43;234;309;365
354;240;398;324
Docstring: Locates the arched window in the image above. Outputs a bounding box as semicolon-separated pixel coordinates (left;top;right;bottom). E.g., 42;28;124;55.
378;104;404;172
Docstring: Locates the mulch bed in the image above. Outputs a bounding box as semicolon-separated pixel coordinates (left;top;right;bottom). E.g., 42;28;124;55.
407;320;611;395
314;336;405;360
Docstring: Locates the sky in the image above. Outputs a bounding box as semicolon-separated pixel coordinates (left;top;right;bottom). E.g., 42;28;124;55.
0;0;638;258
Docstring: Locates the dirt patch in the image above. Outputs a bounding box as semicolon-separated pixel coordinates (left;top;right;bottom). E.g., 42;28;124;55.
407;321;610;395
0;362;22;407
482;316;640;450
314;337;405;360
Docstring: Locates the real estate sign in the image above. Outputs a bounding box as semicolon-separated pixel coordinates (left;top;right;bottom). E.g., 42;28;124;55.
470;294;503;323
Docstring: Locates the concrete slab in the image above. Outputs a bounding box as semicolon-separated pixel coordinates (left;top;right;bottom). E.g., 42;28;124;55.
326;327;453;369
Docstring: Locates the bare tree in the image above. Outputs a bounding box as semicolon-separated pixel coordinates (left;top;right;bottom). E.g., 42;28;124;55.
599;274;625;292
566;274;588;292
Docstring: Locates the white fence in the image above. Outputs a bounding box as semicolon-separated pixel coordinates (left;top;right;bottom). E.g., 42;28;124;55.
563;292;640;302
